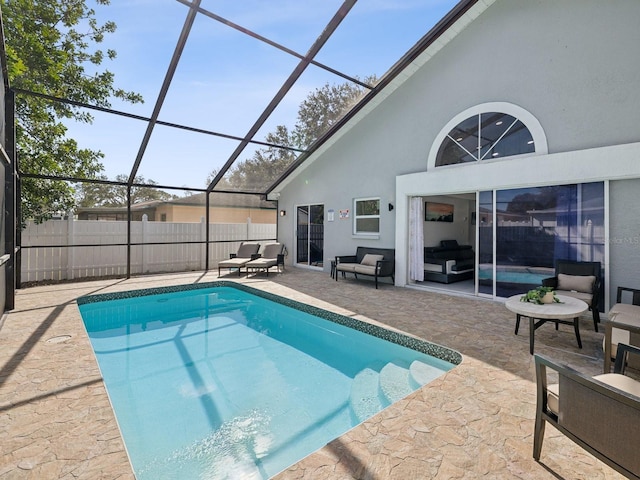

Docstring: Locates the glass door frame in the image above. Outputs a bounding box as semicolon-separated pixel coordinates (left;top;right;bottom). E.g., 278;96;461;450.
294;203;324;270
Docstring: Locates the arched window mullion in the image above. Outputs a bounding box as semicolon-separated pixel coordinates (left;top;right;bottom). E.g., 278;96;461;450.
479;117;519;161
448;134;478;161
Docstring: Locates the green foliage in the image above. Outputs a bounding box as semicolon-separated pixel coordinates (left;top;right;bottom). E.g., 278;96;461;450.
209;76;376;191
2;0;143;222
520;286;560;304
75;174;177;207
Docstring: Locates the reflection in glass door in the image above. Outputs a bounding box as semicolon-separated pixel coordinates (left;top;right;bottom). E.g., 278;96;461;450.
296;204;324;268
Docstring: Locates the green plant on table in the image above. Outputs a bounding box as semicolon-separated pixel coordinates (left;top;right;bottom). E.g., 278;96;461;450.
520;286;560;304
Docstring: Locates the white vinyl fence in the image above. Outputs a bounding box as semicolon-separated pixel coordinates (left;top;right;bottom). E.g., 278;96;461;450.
21;217;277;283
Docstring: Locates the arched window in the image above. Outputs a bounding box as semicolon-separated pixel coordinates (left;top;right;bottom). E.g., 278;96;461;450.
429;103;547;168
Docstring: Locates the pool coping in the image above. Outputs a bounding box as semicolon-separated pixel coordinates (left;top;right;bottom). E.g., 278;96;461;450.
77;280;462;367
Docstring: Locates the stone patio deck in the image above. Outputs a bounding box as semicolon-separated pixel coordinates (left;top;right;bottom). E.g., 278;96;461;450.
0;268;626;479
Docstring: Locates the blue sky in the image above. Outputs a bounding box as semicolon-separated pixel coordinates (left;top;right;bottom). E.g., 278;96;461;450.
65;0;460;191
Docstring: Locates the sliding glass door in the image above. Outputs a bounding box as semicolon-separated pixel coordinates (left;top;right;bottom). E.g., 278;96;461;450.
296;204;324;268
480;182;605;298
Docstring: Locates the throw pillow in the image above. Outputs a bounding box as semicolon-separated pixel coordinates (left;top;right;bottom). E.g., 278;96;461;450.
361;254;384;266
557;273;596;293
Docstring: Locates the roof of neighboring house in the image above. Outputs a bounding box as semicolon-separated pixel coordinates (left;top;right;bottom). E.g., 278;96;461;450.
76;192;276;214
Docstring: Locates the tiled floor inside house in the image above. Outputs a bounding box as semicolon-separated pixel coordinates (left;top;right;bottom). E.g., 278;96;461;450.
0;268;627;479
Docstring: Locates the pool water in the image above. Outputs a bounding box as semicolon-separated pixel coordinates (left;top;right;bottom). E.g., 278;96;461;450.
78;283;458;479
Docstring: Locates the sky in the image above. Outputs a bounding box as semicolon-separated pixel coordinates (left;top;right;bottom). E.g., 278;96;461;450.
63;0;461;192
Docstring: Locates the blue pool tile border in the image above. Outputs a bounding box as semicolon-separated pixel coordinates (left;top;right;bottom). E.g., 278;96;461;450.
77;281;462;366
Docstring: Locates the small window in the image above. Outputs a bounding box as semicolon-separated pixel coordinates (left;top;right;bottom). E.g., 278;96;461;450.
436;112;535;166
160;213;167;222
354;198;380;235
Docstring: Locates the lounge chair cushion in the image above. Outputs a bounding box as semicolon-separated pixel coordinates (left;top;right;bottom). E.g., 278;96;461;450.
236;242;260;258
557;273;596;293
361;254;384;266
261;243;283;259
219;257;252;268
547;374;640;415
246;257;278;268
554;290;593;306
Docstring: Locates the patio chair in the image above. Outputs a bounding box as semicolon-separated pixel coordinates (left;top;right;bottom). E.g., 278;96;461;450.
217;242;260;276
534;343;640;480
604;286;640;373
542;260;602;331
244;243;285;276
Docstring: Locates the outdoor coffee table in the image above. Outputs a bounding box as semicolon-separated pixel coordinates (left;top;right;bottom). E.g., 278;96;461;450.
505;294;588;354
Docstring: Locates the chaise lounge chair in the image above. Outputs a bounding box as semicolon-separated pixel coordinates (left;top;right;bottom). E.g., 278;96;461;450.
217;242;260;276
244;243;285;276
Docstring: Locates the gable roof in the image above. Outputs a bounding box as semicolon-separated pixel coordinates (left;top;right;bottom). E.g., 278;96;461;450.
266;0;497;198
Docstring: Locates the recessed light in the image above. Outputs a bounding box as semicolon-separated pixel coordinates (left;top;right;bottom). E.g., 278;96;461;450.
492;152;499;157
496;121;503;126
527;140;534;145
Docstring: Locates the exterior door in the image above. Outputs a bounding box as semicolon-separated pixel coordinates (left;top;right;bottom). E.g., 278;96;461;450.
296;204;324;268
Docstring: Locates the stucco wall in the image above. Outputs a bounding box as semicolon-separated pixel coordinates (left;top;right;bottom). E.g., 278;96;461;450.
276;0;640;275
154;205;276;224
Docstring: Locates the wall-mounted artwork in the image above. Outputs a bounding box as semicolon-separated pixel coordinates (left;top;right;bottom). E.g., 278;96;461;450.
425;202;454;222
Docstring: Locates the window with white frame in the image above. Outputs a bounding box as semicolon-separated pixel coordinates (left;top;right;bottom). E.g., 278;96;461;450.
354;198;380;235
435;112;536;166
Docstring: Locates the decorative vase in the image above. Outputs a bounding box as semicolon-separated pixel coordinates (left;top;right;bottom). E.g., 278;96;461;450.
541;291;555;304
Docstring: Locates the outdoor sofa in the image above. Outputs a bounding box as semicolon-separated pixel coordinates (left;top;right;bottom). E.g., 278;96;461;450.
604;286;640;372
335;247;395;289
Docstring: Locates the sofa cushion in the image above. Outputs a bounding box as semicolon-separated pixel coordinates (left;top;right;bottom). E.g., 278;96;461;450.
354;264;377;276
440;239;459;248
336;263;358;273
361;254;384;266
557;273;595;293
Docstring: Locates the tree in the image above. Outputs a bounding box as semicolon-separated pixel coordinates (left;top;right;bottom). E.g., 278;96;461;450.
2;0;143;222
208;76;375;191
76;174;177;207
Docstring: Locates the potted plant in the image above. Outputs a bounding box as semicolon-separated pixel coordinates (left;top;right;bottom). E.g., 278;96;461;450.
520;286;560;304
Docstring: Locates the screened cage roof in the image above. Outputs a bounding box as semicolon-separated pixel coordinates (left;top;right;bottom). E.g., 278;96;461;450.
15;0;475;198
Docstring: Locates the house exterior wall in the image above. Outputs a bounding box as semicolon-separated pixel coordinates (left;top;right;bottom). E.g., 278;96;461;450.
153;205;276;224
275;0;640;289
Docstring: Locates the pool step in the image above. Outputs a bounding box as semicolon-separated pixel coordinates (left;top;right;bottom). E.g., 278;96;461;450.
409;360;445;389
350;367;389;423
378;361;414;404
350;360;441;424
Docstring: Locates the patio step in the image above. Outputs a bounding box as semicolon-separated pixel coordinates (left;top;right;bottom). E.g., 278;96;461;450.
378;361;414;404
409;360;445;389
349;367;389;423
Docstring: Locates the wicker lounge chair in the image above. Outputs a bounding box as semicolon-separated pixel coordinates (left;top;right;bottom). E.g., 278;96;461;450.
534;344;640;479
604;286;640;372
217;242;260;276
244;243;285;276
542;260;602;331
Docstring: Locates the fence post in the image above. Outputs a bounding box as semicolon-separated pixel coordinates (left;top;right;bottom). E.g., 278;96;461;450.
142;214;148;273
200;216;206;270
247;217;252;240
67;212;75;280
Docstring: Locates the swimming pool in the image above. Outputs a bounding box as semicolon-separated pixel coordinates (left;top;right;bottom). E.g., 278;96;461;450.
77;282;460;479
